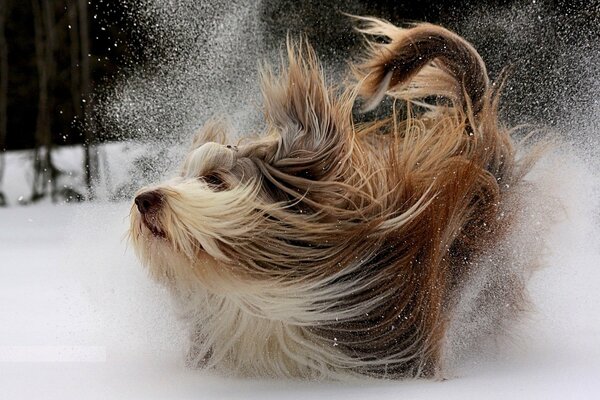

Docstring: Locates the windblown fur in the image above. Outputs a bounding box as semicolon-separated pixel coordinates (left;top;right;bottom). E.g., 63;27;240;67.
129;17;542;380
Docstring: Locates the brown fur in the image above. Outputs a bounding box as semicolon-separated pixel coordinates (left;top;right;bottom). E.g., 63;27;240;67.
129;17;538;379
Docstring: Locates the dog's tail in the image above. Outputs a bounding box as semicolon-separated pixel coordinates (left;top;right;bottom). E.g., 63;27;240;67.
353;17;489;114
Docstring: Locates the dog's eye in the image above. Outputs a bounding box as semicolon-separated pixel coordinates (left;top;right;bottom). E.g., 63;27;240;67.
201;173;227;190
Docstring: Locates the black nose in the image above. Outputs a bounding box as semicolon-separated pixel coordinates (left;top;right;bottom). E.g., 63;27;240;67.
135;191;163;214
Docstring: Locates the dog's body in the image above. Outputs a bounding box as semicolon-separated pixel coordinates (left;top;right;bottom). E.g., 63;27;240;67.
130;18;540;379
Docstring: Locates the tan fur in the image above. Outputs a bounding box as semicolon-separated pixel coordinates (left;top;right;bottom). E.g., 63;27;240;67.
129;17;541;380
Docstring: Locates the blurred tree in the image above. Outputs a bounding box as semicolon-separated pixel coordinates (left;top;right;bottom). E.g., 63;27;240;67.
68;1;80;127
66;0;98;200
0;0;7;206
31;0;59;202
77;0;98;199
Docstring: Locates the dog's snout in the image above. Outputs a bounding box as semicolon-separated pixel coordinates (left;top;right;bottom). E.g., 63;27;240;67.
135;190;163;214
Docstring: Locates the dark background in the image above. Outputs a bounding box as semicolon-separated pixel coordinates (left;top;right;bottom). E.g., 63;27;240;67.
3;0;599;150
0;0;598;202
2;0;148;150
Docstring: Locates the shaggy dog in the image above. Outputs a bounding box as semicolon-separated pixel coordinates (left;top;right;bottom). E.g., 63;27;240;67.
130;17;541;379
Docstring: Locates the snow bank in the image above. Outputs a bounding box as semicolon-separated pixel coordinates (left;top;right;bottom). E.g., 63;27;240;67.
0;144;599;399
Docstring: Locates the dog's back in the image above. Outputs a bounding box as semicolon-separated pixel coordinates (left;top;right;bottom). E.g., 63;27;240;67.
343;18;540;377
267;18;537;377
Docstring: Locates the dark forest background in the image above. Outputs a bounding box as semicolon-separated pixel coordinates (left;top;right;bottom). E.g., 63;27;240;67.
0;0;148;203
0;0;598;205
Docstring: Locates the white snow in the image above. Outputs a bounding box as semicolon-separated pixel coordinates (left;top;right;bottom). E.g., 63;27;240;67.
0;144;599;399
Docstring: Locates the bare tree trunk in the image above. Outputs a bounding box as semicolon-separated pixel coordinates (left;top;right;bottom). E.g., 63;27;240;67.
31;0;48;201
68;0;80;118
0;0;8;205
42;0;58;201
78;0;98;200
31;0;58;202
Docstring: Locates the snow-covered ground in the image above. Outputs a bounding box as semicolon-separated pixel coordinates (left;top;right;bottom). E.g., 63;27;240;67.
0;144;599;399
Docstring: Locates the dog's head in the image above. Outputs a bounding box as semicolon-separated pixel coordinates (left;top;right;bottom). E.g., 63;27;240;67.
129;41;375;292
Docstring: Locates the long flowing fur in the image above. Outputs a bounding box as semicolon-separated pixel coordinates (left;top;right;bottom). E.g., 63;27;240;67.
129;17;542;380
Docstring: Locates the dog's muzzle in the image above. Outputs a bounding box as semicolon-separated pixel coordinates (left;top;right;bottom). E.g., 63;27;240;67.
135;190;163;215
135;190;166;238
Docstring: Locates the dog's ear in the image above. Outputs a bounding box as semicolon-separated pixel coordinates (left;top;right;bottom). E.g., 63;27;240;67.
190;118;230;150
181;118;233;178
256;39;353;181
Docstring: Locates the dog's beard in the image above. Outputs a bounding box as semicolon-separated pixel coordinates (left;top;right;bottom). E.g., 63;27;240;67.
129;179;268;291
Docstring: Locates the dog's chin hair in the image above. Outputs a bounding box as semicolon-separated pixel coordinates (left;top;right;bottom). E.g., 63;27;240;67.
176;252;443;379
181;293;360;380
129;18;550;380
129;182;263;291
